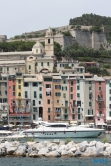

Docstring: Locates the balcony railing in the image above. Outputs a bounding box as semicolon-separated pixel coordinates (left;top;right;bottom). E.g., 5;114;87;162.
96;98;103;102
54;117;61;120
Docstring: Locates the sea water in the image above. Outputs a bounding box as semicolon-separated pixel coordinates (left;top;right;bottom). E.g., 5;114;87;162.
0;157;111;166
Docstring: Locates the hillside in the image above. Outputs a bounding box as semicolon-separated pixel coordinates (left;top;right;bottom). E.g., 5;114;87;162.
69;13;111;43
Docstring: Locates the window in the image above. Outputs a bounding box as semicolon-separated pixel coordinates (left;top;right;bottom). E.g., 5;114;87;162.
99;81;101;85
72;72;74;74
89;81;92;84
25;91;28;98
70;94;73;99
34;91;37;98
46;84;51;88
55;85;61;89
72;108;74;113
109;111;111;117
47;99;50;104
72;115;75;119
33;100;35;106
77;101;81;107
35;62;38;66
89;94;92;99
13;92;15;96
18;85;21;89
33;107;37;113
99;111;102;115
18;80;21;84
48;115;50;120
0;98;2;103
5;90;7;95
39;94;42;99
72;64;74;67
44;78;52;82
65;109;67;113
71;81;73;86
13;85;15;91
63;93;66;98
65;101;68;107
39;82;42;84
18;92;21;97
77;85;80;90
109;97;111;101
0;91;2;95
3;98;7;103
48;108;51;113
39;101;41;104
89;102;92;106
109;104;111;109
29;65;31;70
33;114;36;120
0;67;2;72
99;87;102;91
62;86;67;91
78;108;80;113
3;77;7;80
47;62;50;66
48;39;50;43
89;86;92;90
41;62;43;66
39;87;42;91
109;89;111;94
55;92;61;96
5;82;7;87
24;82;29;87
78;114;80;119
77;80;79;83
63;80;66;84
70;87;73;92
73;100;76;106
77;93;80;97
63;72;65;74
109;83;111;87
33;82;38;87
53;79;61;82
57;100;59;103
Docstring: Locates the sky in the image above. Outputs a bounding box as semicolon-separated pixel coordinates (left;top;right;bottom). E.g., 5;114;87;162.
0;0;111;39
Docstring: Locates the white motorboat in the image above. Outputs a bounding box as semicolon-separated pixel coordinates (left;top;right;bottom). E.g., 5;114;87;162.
0;130;13;141
5;122;104;140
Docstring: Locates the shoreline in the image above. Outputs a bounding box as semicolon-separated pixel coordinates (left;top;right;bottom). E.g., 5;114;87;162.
0;140;111;158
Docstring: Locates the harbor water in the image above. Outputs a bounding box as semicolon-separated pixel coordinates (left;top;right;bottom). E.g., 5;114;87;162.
1;157;111;166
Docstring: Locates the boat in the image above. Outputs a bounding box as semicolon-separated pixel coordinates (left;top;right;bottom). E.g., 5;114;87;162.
4;122;105;141
0;130;13;141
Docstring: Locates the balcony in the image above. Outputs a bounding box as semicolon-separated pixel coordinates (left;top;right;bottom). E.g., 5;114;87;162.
9;118;31;122
55;109;61;113
96;114;104;117
54;117;61;120
9;112;31;116
96;98;103;102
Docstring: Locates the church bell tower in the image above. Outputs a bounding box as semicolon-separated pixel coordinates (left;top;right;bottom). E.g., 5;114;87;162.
45;27;54;56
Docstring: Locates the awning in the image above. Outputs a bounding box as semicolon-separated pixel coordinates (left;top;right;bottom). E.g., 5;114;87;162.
106;117;111;121
96;123;107;125
85;115;94;117
70;121;77;124
1;114;8;117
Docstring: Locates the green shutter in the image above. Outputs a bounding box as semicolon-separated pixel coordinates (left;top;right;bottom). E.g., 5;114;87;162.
88;109;89;115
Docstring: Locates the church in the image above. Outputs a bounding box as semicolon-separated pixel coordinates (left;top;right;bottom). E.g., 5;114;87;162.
0;28;55;75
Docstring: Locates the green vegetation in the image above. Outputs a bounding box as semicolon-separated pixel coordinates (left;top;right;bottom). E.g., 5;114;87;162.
103;137;108;143
52;66;57;73
103;63;111;68
28;138;34;142
86;67;110;76
64;65;72;69
69;13;111;43
0;41;36;52
90;26;102;33
62;31;72;37
65;138;71;144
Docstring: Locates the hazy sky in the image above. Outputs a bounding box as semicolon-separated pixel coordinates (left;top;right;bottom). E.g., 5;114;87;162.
0;0;111;38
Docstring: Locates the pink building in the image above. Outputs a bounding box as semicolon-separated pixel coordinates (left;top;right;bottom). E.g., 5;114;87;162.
69;78;77;121
95;77;106;127
43;75;54;122
8;75;16;114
